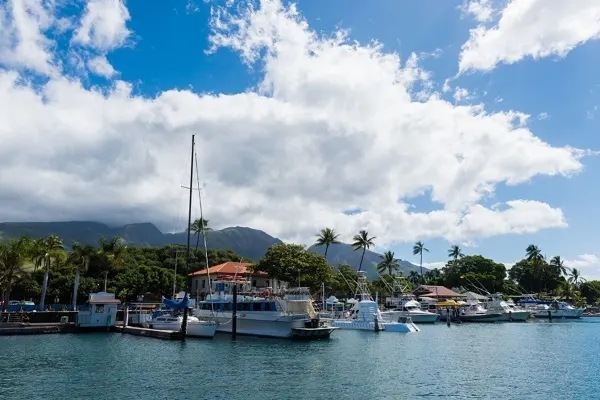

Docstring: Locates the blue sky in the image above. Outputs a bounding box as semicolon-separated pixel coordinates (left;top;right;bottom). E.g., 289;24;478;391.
1;0;600;277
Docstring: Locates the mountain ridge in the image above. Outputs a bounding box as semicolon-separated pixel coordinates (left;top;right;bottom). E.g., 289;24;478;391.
0;221;425;277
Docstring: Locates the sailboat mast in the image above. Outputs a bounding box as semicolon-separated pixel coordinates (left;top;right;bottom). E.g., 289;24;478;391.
172;249;179;299
181;134;195;340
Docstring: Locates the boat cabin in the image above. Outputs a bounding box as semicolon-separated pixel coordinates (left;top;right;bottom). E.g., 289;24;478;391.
76;292;120;328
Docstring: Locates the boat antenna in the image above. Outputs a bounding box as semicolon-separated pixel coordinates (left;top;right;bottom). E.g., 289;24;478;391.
194;153;213;311
180;134;195;340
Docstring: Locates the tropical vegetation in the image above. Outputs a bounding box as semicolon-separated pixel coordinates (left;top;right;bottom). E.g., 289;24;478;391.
1;224;599;309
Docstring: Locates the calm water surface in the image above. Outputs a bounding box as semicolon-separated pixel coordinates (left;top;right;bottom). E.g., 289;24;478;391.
1;319;599;400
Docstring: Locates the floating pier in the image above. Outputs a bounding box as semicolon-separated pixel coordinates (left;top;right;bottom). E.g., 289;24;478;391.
0;323;76;336
114;325;183;340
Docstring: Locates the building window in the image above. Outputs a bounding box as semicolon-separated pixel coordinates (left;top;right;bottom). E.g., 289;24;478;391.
252;280;257;287
202;279;206;288
95;305;104;313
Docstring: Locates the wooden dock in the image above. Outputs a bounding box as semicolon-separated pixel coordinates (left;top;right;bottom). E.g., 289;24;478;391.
114;325;182;340
0;323;76;336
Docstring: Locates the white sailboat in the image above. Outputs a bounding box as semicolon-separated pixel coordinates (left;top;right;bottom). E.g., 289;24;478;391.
149;134;217;338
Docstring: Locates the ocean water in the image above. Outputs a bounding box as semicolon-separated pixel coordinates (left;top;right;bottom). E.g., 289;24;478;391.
1;319;599;400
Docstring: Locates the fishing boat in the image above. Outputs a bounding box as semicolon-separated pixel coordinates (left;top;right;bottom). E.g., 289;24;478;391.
519;299;585;319
484;293;530;321
381;278;439;323
330;272;420;333
194;278;337;339
381;299;439;324
458;302;503;322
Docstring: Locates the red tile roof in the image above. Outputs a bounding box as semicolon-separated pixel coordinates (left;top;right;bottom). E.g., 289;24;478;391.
188;262;267;277
414;285;464;298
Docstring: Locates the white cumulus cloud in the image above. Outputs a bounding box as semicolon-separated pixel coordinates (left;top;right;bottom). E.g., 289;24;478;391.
564;254;600;280
0;0;58;76
460;0;600;72
72;0;131;51
87;55;116;78
0;0;591;247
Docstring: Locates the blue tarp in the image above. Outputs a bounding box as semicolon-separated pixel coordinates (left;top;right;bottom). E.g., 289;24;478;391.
516;299;549;304
162;295;189;310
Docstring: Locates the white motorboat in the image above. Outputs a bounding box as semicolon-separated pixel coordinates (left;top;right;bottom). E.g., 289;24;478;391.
194;278;336;339
484;293;530;321
381;300;439;324
521;300;585;319
458;303;503;322
330;272;420;333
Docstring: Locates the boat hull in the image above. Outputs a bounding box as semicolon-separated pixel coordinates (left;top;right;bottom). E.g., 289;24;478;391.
187;321;217;338
195;311;308;338
330;320;419;333
291;327;338;339
532;311;584;319
497;311;530;321
150;320;217;338
382;311;439;323
459;313;503;322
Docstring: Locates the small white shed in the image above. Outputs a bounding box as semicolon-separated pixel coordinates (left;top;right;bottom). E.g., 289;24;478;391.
76;292;121;329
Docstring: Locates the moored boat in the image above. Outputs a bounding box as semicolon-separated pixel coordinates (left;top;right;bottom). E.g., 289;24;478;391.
330;272;420;333
194;280;336;339
519;299;585;319
458;303;503;322
484;293;530;322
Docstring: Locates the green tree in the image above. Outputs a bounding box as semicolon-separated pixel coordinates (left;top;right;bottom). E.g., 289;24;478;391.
549;256;568;276
68;243;96;310
413;241;429;281
580;281;600;304
442;255;507;293
0;237;32;311
39;235;65;310
254;243;332;292
99;236;127;291
424;268;443;285
328;263;358;299
351;230;376;272
448;245;464;264
568;268;585;287
190;218;211;252
314;227;340;258
377;251;400;276
408;270;421;286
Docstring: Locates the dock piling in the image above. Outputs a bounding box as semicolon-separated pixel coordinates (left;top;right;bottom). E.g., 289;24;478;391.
232;284;237;340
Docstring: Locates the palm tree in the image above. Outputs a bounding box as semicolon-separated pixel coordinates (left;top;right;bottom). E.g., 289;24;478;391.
568;268;585;287
448;245;464;264
0;237;32;311
557;280;575;301
190;218;211;252
413;241;429;281
525;244;546;292
351;230;376;272
315;227;340;258
408;271;421;286
99;236;127;291
549;256;568;276
31;238;46;272
377;251;400;276
68;243;96;310
39;235;64;310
